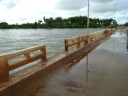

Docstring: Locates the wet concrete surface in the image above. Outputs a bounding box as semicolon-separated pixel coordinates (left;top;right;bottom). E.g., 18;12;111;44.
36;30;128;96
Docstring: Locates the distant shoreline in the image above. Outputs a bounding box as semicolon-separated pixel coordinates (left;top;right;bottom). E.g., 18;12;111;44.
0;16;117;29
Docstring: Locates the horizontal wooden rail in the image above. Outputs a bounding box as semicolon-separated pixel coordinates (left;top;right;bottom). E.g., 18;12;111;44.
0;29;116;96
0;29;115;83
0;44;46;82
65;36;81;49
65;29;115;51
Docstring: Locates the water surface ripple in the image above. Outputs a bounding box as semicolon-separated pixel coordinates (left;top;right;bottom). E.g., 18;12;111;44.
0;28;103;58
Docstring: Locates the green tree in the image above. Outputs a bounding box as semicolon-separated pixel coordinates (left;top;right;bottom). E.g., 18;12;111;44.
0;22;8;28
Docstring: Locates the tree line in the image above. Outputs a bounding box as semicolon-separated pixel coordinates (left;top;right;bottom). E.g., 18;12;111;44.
0;16;118;29
124;22;128;27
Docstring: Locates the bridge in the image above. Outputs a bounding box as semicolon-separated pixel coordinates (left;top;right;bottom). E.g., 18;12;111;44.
1;29;127;96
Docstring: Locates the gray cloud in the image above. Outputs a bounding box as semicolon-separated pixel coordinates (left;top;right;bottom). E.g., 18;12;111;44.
116;1;128;12
0;0;4;2
0;0;127;24
2;0;20;9
20;18;27;21
116;12;128;24
91;1;128;13
92;0;114;3
91;2;115;13
58;0;87;10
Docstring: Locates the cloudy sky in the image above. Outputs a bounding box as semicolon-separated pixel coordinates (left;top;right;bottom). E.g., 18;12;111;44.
0;0;127;24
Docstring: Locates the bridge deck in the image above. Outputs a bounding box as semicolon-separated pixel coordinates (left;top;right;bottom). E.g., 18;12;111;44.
36;30;128;96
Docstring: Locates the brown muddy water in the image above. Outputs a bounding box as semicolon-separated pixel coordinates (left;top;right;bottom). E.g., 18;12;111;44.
0;28;103;58
0;28;104;74
36;30;128;96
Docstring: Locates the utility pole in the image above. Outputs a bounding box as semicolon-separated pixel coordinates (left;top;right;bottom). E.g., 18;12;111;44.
86;0;90;65
85;0;90;84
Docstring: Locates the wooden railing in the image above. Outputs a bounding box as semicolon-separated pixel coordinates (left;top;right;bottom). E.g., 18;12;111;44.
0;29;115;83
0;44;46;82
0;29;116;96
64;29;114;51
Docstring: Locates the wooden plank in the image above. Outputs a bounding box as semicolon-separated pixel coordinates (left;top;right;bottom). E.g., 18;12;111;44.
0;44;45;59
9;53;44;71
0;57;9;82
65;39;68;51
64;29;114;51
41;46;46;61
0;44;46;75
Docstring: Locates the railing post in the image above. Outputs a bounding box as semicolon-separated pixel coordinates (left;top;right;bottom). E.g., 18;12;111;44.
24;53;30;59
40;45;46;61
83;36;88;46
77;36;80;49
43;46;46;61
104;30;109;35
0;57;9;82
65;39;68;51
89;35;93;42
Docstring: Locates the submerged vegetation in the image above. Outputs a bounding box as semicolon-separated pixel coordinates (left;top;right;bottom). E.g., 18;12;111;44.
0;16;117;29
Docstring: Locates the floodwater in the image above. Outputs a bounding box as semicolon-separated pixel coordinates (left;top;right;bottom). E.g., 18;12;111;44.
36;30;128;96
1;28;128;96
0;28;103;58
0;28;105;74
0;28;103;74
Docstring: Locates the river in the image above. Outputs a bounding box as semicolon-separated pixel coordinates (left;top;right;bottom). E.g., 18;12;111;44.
0;28;104;58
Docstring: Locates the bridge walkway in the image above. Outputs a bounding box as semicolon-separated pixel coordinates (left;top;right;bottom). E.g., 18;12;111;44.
36;30;128;96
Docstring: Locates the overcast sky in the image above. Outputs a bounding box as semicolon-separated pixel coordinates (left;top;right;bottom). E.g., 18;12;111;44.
0;0;127;24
